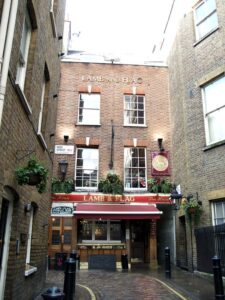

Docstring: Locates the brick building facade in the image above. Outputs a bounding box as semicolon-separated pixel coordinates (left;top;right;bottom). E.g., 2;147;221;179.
0;0;65;299
167;0;225;271
48;60;176;270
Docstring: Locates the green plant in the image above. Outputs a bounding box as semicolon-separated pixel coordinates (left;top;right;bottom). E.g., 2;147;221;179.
15;157;48;193
181;196;202;225
98;173;123;195
51;177;74;193
147;177;171;193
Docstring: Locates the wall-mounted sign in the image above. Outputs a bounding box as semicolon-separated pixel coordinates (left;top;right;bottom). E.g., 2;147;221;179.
51;193;171;204
51;202;74;216
55;145;74;155
151;151;170;176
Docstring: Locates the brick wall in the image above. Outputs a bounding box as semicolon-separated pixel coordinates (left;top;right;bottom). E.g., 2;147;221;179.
54;62;171;182
0;0;65;299
168;0;225;270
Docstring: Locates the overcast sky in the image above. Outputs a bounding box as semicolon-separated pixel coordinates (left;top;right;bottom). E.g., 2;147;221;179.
65;0;190;60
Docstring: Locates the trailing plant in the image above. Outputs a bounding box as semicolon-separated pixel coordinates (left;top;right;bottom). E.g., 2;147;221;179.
51;177;74;193
98;173;124;195
147;177;172;194
181;196;202;225
15;157;48;193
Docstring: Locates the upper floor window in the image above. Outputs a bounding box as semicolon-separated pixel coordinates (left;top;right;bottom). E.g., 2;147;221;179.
124;95;145;126
78;93;100;125
124;147;147;190
75;148;99;189
194;0;218;40
16;11;31;90
202;75;225;145
212;201;225;225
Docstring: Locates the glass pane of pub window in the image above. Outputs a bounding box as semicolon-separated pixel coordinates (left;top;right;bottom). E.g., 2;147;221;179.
64;230;71;244
95;220;107;240
52;230;60;245
81;220;92;240
52;218;60;227
110;220;121;240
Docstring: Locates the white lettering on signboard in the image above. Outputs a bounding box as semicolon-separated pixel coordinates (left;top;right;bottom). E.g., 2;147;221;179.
55;145;74;155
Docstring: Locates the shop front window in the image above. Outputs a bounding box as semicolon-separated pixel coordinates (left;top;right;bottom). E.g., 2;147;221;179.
79;220;122;243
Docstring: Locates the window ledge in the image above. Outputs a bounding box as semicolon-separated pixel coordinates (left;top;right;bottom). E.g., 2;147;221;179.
203;139;225;151
123;125;147;128
76;123;101;127
37;131;48;150
15;83;32;115
25;265;37;277
50;10;57;38
193;26;219;47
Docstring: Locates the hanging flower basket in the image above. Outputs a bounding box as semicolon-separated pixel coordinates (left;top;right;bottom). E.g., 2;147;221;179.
15;157;48;193
181;196;202;225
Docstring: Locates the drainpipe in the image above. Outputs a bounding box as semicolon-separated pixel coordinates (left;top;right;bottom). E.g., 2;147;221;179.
0;0;19;128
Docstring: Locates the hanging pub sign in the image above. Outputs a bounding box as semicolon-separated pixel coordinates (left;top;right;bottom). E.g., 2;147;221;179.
51;202;74;216
151;151;170;176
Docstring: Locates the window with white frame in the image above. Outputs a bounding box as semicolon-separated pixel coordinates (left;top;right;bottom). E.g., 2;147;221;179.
124;147;147;190
78;220;122;242
124;95;145;126
194;0;218;40
37;70;49;148
16;11;31;90
75;148;99;189
202;75;225;145
212;201;225;225
25;206;34;268
78;93;100;125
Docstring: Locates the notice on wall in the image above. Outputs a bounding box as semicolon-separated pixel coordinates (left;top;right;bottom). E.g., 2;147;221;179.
51;202;74;216
55;145;74;155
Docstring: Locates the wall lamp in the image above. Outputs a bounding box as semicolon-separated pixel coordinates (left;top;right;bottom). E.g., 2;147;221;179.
64;135;69;143
58;160;68;180
158;138;164;152
170;186;202;210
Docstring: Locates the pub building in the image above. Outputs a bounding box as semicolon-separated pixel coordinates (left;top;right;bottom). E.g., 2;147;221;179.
48;59;174;270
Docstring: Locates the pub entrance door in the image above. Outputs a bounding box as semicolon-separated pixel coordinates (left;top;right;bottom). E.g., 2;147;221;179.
48;217;74;268
130;220;149;263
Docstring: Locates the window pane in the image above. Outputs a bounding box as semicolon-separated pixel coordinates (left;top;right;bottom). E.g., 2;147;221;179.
64;218;72;226
52;230;60;245
124;147;146;190
81;220;92;240
78;94;100;124
124;95;145;125
64;231;71;244
207;108;225;143
52;218;60;227
110;221;121;240
95;220;107;240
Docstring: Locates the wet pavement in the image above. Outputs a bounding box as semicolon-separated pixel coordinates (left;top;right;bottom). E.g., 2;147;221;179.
35;266;217;300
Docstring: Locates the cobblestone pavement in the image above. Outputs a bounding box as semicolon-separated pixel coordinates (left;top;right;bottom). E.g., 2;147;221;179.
35;267;216;300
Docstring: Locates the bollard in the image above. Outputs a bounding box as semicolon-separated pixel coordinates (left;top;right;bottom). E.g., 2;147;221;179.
165;247;171;279
70;250;77;261
212;256;225;300
121;254;128;270
63;258;76;300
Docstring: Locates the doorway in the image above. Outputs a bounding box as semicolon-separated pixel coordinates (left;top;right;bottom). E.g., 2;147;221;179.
130;220;149;263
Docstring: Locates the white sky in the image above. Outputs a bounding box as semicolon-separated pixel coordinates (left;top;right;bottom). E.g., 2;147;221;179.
65;0;191;60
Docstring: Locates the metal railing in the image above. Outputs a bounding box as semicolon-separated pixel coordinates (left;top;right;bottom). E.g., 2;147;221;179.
195;223;225;275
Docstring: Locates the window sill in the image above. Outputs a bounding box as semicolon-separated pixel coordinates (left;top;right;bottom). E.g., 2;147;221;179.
75;123;101;127
15;83;32;115
193;26;219;47
203;139;225;151
123;124;147;128
50;10;57;38
24;264;37;277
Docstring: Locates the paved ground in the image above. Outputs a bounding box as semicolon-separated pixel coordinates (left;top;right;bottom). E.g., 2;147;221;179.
35;266;217;300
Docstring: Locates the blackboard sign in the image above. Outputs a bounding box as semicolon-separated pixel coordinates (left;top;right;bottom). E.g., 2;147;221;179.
88;254;116;270
54;252;67;270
